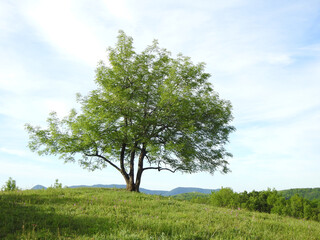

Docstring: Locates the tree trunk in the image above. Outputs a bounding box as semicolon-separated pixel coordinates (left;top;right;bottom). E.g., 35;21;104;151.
126;181;139;192
135;146;146;192
123;170;139;192
122;144;145;192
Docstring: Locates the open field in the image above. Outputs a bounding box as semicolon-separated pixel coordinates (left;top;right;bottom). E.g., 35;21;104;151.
1;188;319;239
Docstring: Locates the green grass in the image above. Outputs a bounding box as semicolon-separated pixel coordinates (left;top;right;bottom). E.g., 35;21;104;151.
1;188;320;239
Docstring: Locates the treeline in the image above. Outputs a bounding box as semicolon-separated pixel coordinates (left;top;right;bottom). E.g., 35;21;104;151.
191;188;320;221
280;188;320;202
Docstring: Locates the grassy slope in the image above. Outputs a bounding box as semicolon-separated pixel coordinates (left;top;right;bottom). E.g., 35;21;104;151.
1;188;319;240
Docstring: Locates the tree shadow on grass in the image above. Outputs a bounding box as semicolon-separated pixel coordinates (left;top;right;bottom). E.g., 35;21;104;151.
0;192;114;239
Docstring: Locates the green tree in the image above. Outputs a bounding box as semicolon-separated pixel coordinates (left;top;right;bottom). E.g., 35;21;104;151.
290;194;304;218
211;187;239;208
25;31;235;192
1;177;19;191
49;179;63;189
256;189;272;213
238;191;249;208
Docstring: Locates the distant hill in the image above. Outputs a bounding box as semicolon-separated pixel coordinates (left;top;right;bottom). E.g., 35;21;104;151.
164;187;217;196
280;188;320;201
31;185;47;190
31;184;217;196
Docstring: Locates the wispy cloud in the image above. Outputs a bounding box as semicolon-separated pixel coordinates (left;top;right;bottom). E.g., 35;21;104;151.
102;0;134;22
0;147;28;157
19;0;107;67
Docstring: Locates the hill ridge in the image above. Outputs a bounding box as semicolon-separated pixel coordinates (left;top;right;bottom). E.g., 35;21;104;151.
31;184;218;196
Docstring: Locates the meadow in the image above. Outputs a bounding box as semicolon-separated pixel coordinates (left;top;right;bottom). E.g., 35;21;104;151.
1;188;320;239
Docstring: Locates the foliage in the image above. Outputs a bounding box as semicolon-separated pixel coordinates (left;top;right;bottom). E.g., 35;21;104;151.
190;194;211;204
1;188;320;239
172;192;210;201
25;30;235;192
48;179;63;189
211;187;239;208
1;177;19;192
210;188;320;221
280;188;320;202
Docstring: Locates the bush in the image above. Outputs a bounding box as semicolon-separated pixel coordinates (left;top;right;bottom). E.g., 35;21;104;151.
48;179;63;189
211;187;239;208
1;177;19;191
289;194;304;218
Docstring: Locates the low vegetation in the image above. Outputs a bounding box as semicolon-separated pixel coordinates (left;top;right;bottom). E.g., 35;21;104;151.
1;187;320;239
189;188;320;222
172;192;209;201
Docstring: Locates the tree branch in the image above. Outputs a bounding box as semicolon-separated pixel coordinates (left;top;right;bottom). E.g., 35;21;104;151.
84;152;121;173
151;124;169;138
142;166;180;173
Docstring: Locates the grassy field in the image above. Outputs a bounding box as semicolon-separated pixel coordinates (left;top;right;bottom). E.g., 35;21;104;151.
1;188;319;239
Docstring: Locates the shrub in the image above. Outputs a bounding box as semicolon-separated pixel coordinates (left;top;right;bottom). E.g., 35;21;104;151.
211;187;239;208
49;179;63;189
289;194;304;218
1;177;19;191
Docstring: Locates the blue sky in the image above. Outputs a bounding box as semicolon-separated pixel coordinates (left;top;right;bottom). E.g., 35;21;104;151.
1;0;319;192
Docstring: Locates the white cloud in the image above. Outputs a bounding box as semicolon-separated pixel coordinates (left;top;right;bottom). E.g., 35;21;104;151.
43;99;73;118
0;59;44;95
0;1;18;34
0;147;28;157
102;0;133;21
235;111;320;160
20;0;107;67
265;53;293;65
300;44;320;55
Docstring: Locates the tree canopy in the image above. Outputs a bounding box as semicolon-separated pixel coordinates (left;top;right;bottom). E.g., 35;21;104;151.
26;30;235;192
